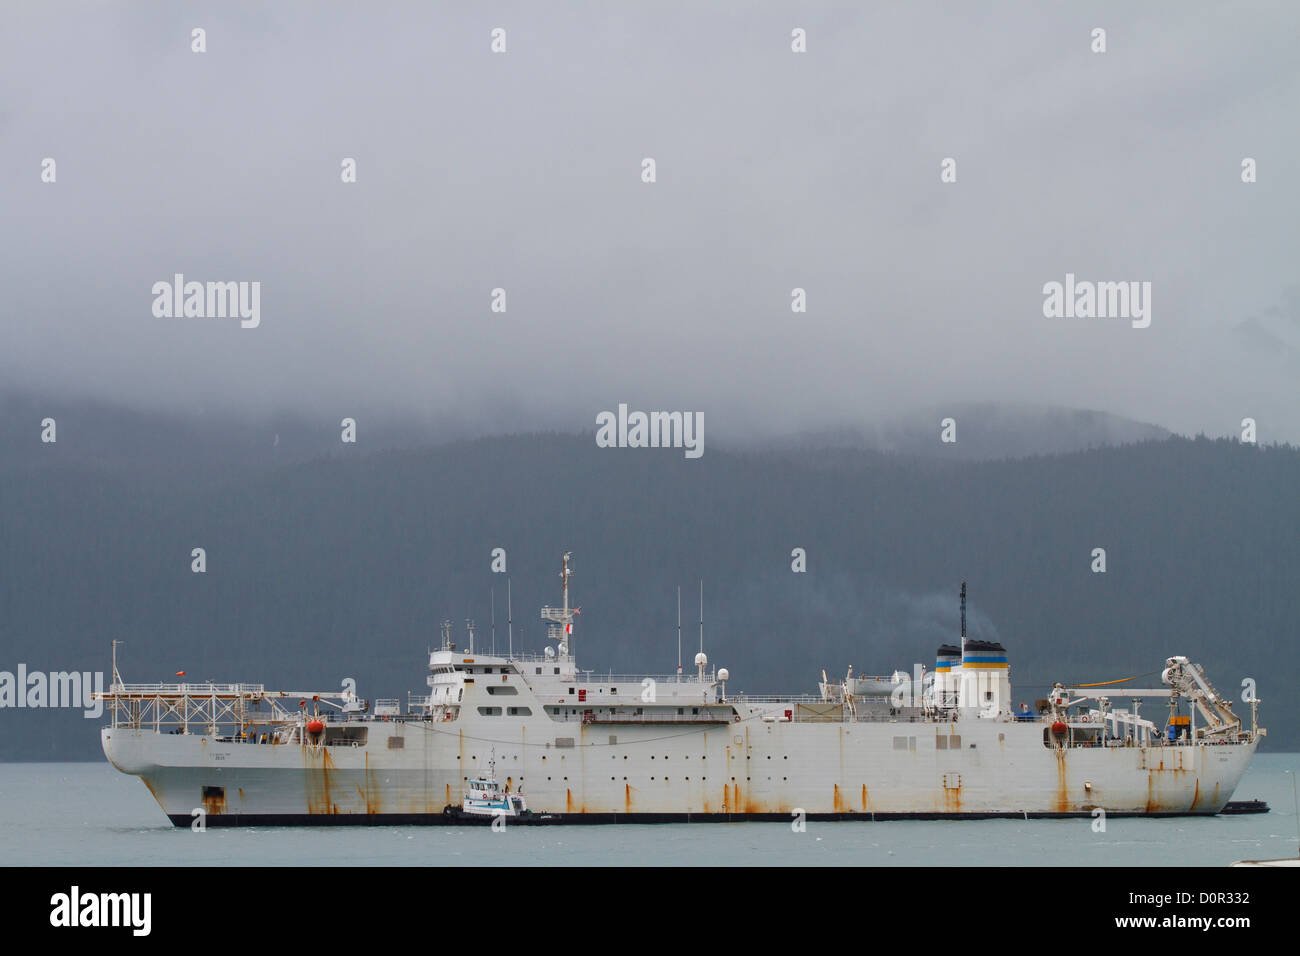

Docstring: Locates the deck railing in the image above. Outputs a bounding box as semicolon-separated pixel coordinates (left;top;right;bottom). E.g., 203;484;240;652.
102;682;267;697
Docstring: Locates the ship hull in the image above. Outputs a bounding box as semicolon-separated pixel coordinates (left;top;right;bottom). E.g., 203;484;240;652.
163;809;1225;826
102;716;1259;826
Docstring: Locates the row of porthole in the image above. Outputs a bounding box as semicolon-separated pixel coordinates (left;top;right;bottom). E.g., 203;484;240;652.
602;776;791;782
461;775;788;784
606;754;789;760
469;754;787;762
598;754;787;760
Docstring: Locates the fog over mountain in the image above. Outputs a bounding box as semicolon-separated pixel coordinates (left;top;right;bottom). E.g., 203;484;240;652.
2;2;1298;443
758;403;1171;460
0;390;1174;477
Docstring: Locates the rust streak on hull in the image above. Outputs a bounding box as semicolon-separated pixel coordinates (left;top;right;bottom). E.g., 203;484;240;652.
943;783;962;812
363;752;381;814
305;746;338;815
202;790;227;816
1054;747;1070;812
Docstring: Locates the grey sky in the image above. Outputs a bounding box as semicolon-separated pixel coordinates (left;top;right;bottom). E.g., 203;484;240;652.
3;1;1297;441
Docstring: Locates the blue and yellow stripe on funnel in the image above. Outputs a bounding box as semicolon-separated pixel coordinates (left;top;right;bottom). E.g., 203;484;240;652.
962;653;1008;669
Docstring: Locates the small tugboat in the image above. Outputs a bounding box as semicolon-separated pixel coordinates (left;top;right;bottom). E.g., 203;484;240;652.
464;753;527;818
444;751;544;824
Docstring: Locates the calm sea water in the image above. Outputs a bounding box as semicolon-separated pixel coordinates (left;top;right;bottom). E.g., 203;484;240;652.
2;755;1296;866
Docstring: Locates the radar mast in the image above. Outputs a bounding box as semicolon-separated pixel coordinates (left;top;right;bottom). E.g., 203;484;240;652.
540;552;577;663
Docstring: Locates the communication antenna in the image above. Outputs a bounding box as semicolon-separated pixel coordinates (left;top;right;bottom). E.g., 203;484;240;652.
676;586;682;680
467;618;475;654
490;586;496;655
699;579;704;655
507;578;513;658
960;580;967;656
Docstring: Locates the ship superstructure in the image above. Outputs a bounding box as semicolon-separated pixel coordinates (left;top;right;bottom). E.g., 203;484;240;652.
96;555;1264;825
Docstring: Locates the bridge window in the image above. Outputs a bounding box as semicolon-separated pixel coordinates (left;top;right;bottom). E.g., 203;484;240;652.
477;706;502;716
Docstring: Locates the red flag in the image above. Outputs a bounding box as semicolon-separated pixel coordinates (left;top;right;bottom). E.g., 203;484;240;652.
175;671;186;676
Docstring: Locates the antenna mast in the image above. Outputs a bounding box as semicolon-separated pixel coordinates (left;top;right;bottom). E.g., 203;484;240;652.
960;580;967;656
507;578;513;659
540;552;576;662
677;586;682;680
491;586;496;655
695;579;707;684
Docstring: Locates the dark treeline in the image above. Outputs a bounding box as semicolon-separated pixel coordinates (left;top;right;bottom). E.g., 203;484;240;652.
1;425;1295;758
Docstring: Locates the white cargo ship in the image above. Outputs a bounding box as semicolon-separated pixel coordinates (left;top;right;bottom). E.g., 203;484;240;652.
96;555;1264;825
